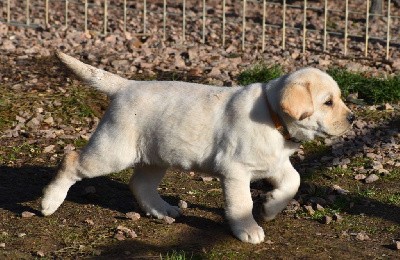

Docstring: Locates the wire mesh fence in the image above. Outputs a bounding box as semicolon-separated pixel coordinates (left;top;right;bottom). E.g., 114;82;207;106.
1;0;399;60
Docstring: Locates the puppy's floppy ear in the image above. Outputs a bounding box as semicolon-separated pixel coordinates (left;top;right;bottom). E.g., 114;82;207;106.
280;82;314;120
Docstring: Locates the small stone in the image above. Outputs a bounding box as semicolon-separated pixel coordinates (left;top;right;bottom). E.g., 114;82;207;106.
200;176;214;182
354;174;366;181
332;185;349;195
114;232;125;241
178;200;188;209
393;240;400;250
372;161;383;170
125;230;137;239
43;145;55;153
36;251;45;257
163;216;175;224
21;211;35;218
365;174;379;184
355;232;370;241
0;243;5;248
378;169;390;176
314;203;324;211
125;212;141;221
322;215;332;224
85;219;94;225
303;205;315;215
17;233;26;238
333;213;343;222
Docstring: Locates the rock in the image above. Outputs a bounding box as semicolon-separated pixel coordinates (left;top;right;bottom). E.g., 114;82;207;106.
111;59;129;68
355;232;370;241
200;176;214;182
354;174;366;180
322;215;332;224
372;161;383;170
125;212;141;221
314;203;324;211
85;219;94;225
163;216;175;224
36;251;45;257
114;232;125;241
303;205;315;215
21;211;35;218
43;145;55;153
365;174;379;184
332;185;349;195
178;200;188;209
393;240;400;250
0;243;5;248
17;233;26;238
333;213;343;222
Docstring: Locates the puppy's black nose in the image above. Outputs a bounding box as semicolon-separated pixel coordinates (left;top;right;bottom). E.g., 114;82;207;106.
347;113;356;123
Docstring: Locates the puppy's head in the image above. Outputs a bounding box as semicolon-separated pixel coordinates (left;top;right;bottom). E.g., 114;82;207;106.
279;68;354;141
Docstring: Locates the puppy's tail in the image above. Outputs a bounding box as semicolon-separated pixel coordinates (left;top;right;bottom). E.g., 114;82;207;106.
56;51;129;96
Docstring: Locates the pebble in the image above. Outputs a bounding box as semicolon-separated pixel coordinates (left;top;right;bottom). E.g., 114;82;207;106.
17;233;26;238
365;174;379;184
303;205;315;216
332;185;350;195
0;243;5;248
163;216;175;224
85;219;94;225
393;240;400;250
355;232;370;241
21;211;36;218
354;174;367;181
36;251;45;257
178;200;188;209
322;215;332;224
333;213;343;222
125;212;141;221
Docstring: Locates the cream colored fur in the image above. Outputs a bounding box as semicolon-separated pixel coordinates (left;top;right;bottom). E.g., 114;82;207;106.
41;52;353;244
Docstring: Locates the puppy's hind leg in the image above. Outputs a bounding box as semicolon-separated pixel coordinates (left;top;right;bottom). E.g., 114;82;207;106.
262;160;300;221
129;166;181;219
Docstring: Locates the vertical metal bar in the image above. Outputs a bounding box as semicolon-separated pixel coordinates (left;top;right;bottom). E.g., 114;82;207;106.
182;0;186;41
7;0;10;23
104;0;108;35
65;0;68;27
365;0;370;57
84;0;88;32
222;0;226;46
323;0;327;52
202;0;206;43
242;0;246;51
45;0;49;26
26;0;30;26
262;0;266;52
302;0;307;54
386;0;391;60
123;0;127;33
163;0;167;40
344;0;349;55
282;0;286;50
143;0;147;33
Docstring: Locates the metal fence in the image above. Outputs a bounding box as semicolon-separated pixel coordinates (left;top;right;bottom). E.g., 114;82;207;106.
1;0;399;59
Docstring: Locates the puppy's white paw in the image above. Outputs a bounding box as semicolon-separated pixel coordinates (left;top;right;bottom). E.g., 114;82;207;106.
232;224;265;244
41;186;68;216
144;201;182;219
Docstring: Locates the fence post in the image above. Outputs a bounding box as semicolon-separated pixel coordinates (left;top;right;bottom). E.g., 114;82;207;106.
242;0;246;51
202;0;206;43
84;0;88;32
26;0;30;26
282;0;286;50
323;0;327;52
123;0;127;33
143;0;147;34
262;0;266;52
7;0;10;23
182;0;186;41
104;0;108;34
344;0;349;55
302;0;307;54
222;0;226;47
386;0;391;60
163;0;167;40
365;0;370;57
45;0;49;27
65;0;68;27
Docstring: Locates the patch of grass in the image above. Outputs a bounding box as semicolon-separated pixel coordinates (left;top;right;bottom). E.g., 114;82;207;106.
237;64;283;86
162;250;192;260
328;68;400;104
386;193;400;206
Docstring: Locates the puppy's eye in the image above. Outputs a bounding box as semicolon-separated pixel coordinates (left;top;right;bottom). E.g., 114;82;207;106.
324;100;333;106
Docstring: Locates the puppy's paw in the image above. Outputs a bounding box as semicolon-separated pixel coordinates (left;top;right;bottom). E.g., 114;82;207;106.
41;189;67;216
232;224;265;244
145;201;182;219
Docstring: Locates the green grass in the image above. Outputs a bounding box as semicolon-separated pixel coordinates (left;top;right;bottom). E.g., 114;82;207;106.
237;64;400;104
162;250;192;260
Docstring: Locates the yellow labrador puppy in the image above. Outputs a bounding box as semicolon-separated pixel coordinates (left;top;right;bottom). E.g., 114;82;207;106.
41;52;354;244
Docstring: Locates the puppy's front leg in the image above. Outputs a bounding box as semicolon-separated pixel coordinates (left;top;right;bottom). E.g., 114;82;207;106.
262;160;300;221
222;175;265;244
